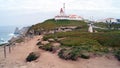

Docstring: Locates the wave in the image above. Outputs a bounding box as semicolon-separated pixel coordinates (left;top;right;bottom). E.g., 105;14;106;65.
8;33;18;38
0;38;4;42
0;32;20;44
8;33;15;37
0;38;7;44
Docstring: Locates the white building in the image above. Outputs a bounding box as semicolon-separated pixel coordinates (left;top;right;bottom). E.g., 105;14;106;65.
97;18;118;23
88;24;93;33
69;15;83;20
55;3;83;21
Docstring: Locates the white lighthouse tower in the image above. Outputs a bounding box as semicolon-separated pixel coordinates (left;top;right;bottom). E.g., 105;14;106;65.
60;8;64;16
60;3;65;16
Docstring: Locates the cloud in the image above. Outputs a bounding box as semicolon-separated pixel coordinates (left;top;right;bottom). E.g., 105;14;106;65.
0;0;120;26
0;0;119;11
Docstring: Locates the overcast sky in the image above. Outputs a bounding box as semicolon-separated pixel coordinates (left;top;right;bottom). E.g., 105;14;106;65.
0;0;120;26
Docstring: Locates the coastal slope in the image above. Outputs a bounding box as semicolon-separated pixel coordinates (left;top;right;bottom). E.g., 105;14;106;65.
0;35;120;68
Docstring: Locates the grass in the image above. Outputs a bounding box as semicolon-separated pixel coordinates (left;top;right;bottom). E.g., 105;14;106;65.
15;38;24;43
43;31;120;59
43;31;120;60
44;31;120;48
0;44;5;46
29;19;88;32
114;49;120;61
94;22;108;28
28;18;120;60
94;22;120;30
39;44;53;52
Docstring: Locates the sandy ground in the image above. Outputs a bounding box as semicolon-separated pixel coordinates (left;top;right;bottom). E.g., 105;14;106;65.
0;35;120;68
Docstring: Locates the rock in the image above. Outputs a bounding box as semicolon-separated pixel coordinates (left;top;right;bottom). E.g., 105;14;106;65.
52;43;61;47
41;41;49;45
14;27;20;34
48;38;55;42
38;45;44;48
57;38;65;41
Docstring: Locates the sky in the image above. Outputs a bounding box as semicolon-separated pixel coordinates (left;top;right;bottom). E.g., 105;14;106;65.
0;0;120;26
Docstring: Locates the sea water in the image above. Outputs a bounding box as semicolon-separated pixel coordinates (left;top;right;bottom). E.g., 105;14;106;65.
0;26;16;44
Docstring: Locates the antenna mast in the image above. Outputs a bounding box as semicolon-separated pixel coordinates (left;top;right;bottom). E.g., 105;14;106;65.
63;3;65;15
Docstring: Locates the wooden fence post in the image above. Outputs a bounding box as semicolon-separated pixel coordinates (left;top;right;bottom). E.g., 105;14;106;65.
9;44;11;53
4;45;6;58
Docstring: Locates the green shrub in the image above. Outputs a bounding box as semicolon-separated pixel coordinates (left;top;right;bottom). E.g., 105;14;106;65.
0;43;6;46
26;52;40;62
58;47;81;60
114;49;120;61
58;48;69;60
36;41;41;45
15;38;24;43
69;47;81;60
39;44;53;52
80;53;90;59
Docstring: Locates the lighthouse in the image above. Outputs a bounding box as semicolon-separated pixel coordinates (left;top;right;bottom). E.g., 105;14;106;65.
60;8;64;16
55;3;84;21
60;3;65;16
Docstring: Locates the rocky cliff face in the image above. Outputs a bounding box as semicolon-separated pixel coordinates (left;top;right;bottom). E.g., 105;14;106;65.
14;27;20;34
14;27;30;36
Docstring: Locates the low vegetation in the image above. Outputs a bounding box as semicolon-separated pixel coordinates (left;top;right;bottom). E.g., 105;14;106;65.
94;22;120;30
36;41;41;45
44;31;120;47
0;43;5;46
28;19;88;34
26;52;40;62
28;19;120;61
15;38;24;43
114;49;120;61
39;44;53;52
58;46;90;60
43;31;120;60
58;48;80;60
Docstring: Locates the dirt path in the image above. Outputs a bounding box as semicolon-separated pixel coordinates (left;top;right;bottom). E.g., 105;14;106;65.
0;35;120;68
25;50;120;68
0;36;42;68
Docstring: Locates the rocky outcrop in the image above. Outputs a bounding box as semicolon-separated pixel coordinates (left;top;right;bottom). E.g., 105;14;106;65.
14;27;30;36
14;27;20;34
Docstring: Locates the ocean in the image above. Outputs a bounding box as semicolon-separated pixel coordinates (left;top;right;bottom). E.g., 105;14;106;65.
0;26;16;44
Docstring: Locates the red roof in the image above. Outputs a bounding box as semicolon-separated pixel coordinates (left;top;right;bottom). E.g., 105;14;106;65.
60;8;64;13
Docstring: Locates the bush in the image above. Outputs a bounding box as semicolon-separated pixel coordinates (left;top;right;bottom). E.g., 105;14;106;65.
39;44;53;52
69;48;81;60
52;46;60;53
114;49;120;61
0;43;6;46
26;52;40;62
80;53;90;59
58;48;68;60
15;38;24;43
36;41;41;45
58;48;81;60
